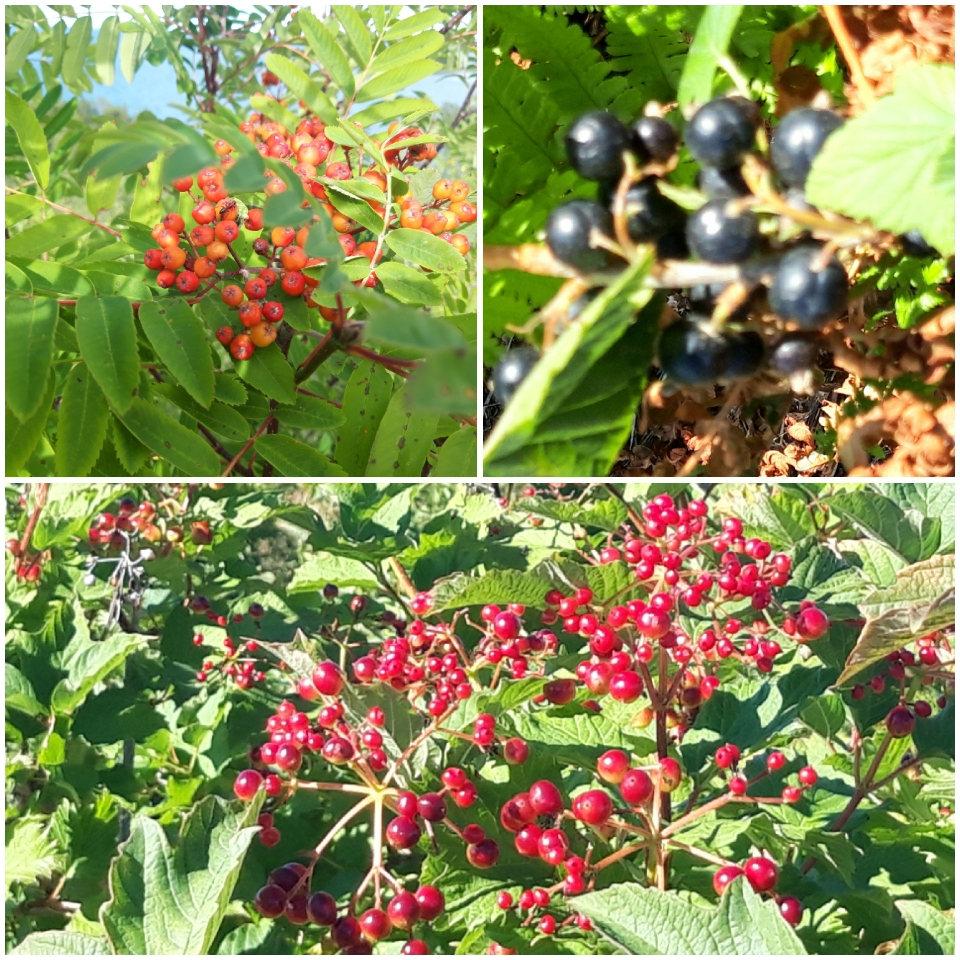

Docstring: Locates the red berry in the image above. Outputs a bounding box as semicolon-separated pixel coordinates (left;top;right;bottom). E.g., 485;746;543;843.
729;775;748;795
497;891;514;910
798;766;818;786
537;827;570;866
782;786;802;803
572;789;613;825
539;915;557;935
307;891;338;925
415;884;445;921
503;737;530;765
233;769;262;801
743;856;779;892
609;670;643;703
659;757;682;792
886;706;915;738
467;838;500;868
441;767;468;790
766;751;786;771
796;606;830;641
417;792;447;822
359;907;392;942
597;749;630;784
543;677;577;705
402;940;430;955
386;816;422;850
254;883;287;918
712;865;744;895
514;824;543;857
619;768;653;805
529;779;564;816
493;611;522;640
387;891;421;930
779;896;803;926
312;660;345;696
332;915;363;948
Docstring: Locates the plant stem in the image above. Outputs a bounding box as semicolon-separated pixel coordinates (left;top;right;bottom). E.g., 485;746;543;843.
18;484;49;557
220;414;275;477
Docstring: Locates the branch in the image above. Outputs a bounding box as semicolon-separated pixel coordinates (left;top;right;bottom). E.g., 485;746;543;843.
6;189;123;239
18;484;50;557
439;6;474;34
221;413;274;477
821;6;876;107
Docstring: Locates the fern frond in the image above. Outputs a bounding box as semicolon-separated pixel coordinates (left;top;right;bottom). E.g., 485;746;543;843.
487;170;593;245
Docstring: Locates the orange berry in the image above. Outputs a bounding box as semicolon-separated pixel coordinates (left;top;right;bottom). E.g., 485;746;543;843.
190;224;215;246
245;207;264;231
162;212;185;233
193;256;217;279
245;277;267;300
156;227;181;248
442;210;459;230
281;245;308;270
264;177;286;195
363;170;387;191
423;211;447;235
216;198;239;221
172;175;194;192
221;284;244;307
249;321;278;348
356;241;383;264
193;201;216;225
230;334;254;360
144;249;163;270
318;304;339;322
432;179;453;200
214;139;232;156
296;226;310;247
400;206;424;229
197;167;222;189
450;200;477;223
450;234;471;256
281;271;306;296
156;269;177;289
271;226;296;247
338;234;357;256
215;220;239;243
259;268;278;287
331;213;356;233
216;325;234;345
450;180;470;201
206;240;229;261
238;301;263;327
160;246;187;269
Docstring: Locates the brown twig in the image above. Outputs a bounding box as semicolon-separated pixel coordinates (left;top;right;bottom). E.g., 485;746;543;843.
440;6;474;34
821;6;876;107
18;484;49;558
221;414;275;477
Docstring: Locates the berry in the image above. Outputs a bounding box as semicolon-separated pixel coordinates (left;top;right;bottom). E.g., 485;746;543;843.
658;320;729;386
386;816;422;850
254;884;287;918
798;766;818;787
307;891;338;925
698;165;750;200
537;827;570;865
386;891;421;930
632;115;679;162
770;107;844;188
545;200;616;272
539;915;557;936
359;908;392;942
619;768;653;804
402;940;430;955
497;891;514;910
685;97;758;169
659;757;682;792
686;200;759;264
712;865;744;895
415;884;444;921
766;751;786;771
886;706;915;739
769;245;848;329
312;660;345;696
743;856;779;892
572;789;613;825
796;605;830;641
417;793;447;822
782;786;802;803
331;916;363;949
609;670;643;703
597;749;630;784
779;896;803;926
233;769;262;801
230;334;254;360
543;678;577;705
565;111;631;181
622;177;686;242
529;779;564;817
491;346;539;404
723;330;765;380
768;333;818;375
504;737;530;765
467;837;501;868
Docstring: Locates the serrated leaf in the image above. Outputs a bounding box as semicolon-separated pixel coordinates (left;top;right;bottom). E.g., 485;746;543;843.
9;932;110;955
432;425;477;477
807;64;954;256
234;343;297;404
101;796;261;955
5;90;49;190
298;10;355;98
336;360;395;475
213;374;247;406
384;8;446;40
385;228;466;272
253;435;347;477
577;878;806;955
374;261;443;305
114;398;223;476
406;346;477;416
5;664;45;716
288;552;381;593
364;385;438;477
6;373;54;474
9;214;94;259
5;818;59;898
274;393;345;430
364;302;464;355
371;31;445;76
264;52;338;124
55;362;109;477
154;383;250;443
75;296;140;414
138;300;215;407
333;6;372;66
357;59;441;101
895;900;954;955
5;295;57;422
62;16;93;91
8;257;95;298
431;570;551;613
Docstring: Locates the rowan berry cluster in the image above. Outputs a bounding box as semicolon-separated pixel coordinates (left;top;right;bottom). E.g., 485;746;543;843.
142;104;474;365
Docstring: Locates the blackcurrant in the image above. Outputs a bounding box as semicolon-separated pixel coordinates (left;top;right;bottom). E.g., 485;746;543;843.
698;165;750;200
768;245;847;328
658;320;729;386
656;229;689;260
685;97;759;170
688;281;729;308
722;329;765;380
491;345;539;404
768;333;818;375
901;230;940;258
632;115;680;162
622;177;686;242
686;200;759;264
564;111;631;181
770;107;843;188
545;200;616;272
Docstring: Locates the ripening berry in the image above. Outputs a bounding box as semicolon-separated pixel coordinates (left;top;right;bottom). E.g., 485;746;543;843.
162;212;185;233
281;271;306;296
144;248;163;270
193;201;217;224
156;227;180;249
222;284;244;307
193;256;217;279
156;269;177;289
190;224;215;246
245;207;264;231
271;226;296;247
175;270;200;294
597;749;630;784
160;247;187;270
206;240;229;261
238;301;263;327
172;175;194;192
233;768;263;801
450;200;477;222
215;220;239;244
281;245;308;270
247;321;275;347
230;334;254;361
450;234;471;256
659;757;683;792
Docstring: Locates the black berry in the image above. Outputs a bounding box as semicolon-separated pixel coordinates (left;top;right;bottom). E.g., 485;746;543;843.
565;111;631;181
769;245;847;328
698;165;750;200
633;115;680;161
492;346;539;404
657;229;689;260
658;320;729;386
622;177;686;242
545;200;616;271
685;97;758;170
768;333;818;375
686;200;760;263
722;330;765;380
770;107;843;188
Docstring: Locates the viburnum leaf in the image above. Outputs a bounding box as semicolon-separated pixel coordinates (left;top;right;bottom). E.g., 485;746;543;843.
5;817;60;898
575;878;807;954
8;932;110;956
100;796;261;955
806;64;955;256
895;899;955;955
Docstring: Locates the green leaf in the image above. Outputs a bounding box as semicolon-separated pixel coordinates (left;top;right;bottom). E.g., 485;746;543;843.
253;435;347;477
111;416;151;475
895;900;954;954
264;52;337;124
9;215;94;259
431;570;550;613
154;384;250;444
8;257;95;298
234;343;297;404
249;94;299;137
5;193;41;227
325;184;384;233
5;91;49;190
384;8;446;40
288;552;381;593
9;932;110;956
6;373;53;474
577;878;806;955
114;398;223;476
350;97;436;128
364;302;464;355
830;489;933;563
101;797;261;955
138;300;215;407
713;486;817;549
333;6;373;66
95;15;119;85
5;25;36;82
5;664;45;716
365;385;439;477
5;295;57;422
385;228;466;272
119;28;150;84
432;425;477;477
84;272;152;301
807;64;955;256
357;59;441;101
213;374;247;406
55;363;110;477
336;360;395;475
75;296;140;414
484;258;657;476
371;31;445;75
836;555;955;685
374;261;443;305
62;16;93;91
85;168;122;217
274;393;345;431
298;10;355;97
129;156;166;227
5;818;58;899
677;6;744;108
406;346;478;416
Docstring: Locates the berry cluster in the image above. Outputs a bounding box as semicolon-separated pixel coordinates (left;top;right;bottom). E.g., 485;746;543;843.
142;107;474;363
5;538;42;584
492;94;942;404
190;598;273;688
86;496;211;550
